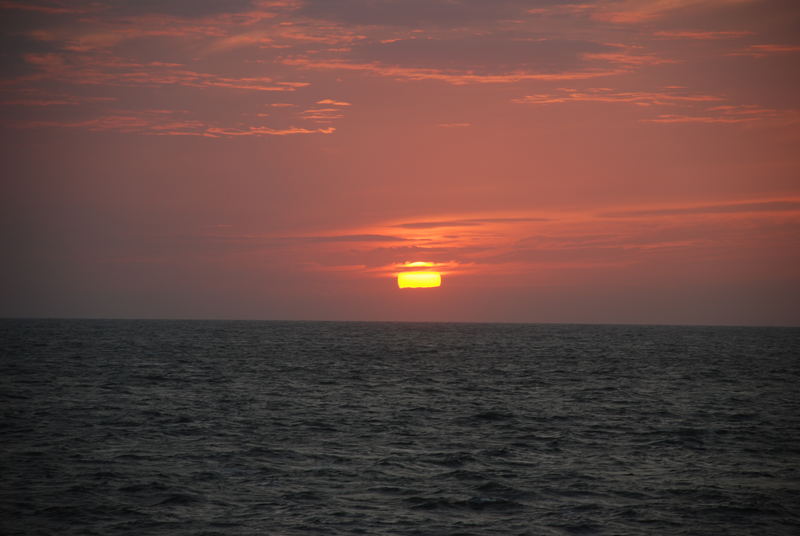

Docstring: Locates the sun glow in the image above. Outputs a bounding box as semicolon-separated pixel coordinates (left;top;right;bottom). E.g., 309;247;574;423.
397;271;442;289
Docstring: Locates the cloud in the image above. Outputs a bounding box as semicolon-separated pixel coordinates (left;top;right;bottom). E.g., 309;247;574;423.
300;107;346;121
14;109;337;137
599;200;800;218
527;3;597;17
283;57;624;84
295;234;410;243
0;29;61;78
16;111;202;134
21;53;309;91
316;98;350;106
582;51;677;66
3;2;334;60
729;44;800;57
99;0;257;19
202;32;276;53
344;35;614;74
514;88;799;126
594;0;757;24
0;90;116;106
643;105;800;124
514;87;722;106
393;217;549;229
297;99;351;122
0;1;88;14
298;201;800;280
653;30;753;39
296;0;550;26
281;35;675;84
204;125;335;137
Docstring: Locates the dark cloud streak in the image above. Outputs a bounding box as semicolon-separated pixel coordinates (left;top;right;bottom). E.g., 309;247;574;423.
296;234;410;243
600;201;800;218
395;217;549;229
100;0;256;18
346;35;612;73
298;0;560;27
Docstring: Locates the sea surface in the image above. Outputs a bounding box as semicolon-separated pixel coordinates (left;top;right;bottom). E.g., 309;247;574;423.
1;319;799;535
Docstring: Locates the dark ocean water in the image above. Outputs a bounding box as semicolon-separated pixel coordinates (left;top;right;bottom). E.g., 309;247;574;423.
1;319;799;535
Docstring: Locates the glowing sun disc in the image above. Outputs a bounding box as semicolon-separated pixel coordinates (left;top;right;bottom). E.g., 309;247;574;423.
397;271;442;289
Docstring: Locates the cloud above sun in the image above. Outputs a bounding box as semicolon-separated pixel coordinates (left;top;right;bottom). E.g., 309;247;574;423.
3;0;798;133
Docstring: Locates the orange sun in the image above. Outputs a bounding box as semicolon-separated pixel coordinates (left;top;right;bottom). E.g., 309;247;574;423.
397;271;442;289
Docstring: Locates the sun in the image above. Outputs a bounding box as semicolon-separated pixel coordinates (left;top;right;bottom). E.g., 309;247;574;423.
397;271;441;289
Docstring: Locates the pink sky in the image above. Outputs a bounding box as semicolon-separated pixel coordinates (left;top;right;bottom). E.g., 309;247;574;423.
2;0;799;325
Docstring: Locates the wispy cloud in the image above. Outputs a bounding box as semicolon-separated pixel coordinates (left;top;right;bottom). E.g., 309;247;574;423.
290;198;800;279
297;0;538;26
300;107;345;121
599;200;800;218
282;57;625;85
293;234;410;243
286;34;673;84
729;44;800;57
204;125;335;137
0;90;116;106
0;0;90;14
21;53;309;91
582;51;677;66
298;99;352;122
14;109;337;137
644;105;800;124
594;0;757;24
513;87;721;106
316;98;351;106
514;88;798;126
393;217;549;229
527;3;596;17
653;30;753;40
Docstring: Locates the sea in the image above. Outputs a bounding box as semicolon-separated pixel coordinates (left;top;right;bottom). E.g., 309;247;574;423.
1;319;799;535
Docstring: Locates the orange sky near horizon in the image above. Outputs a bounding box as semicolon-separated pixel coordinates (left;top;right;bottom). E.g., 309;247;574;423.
1;0;799;325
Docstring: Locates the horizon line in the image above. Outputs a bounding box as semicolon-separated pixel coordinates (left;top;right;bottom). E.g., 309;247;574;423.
1;316;797;329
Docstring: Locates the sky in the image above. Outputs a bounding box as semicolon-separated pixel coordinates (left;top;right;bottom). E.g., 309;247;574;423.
1;0;799;325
